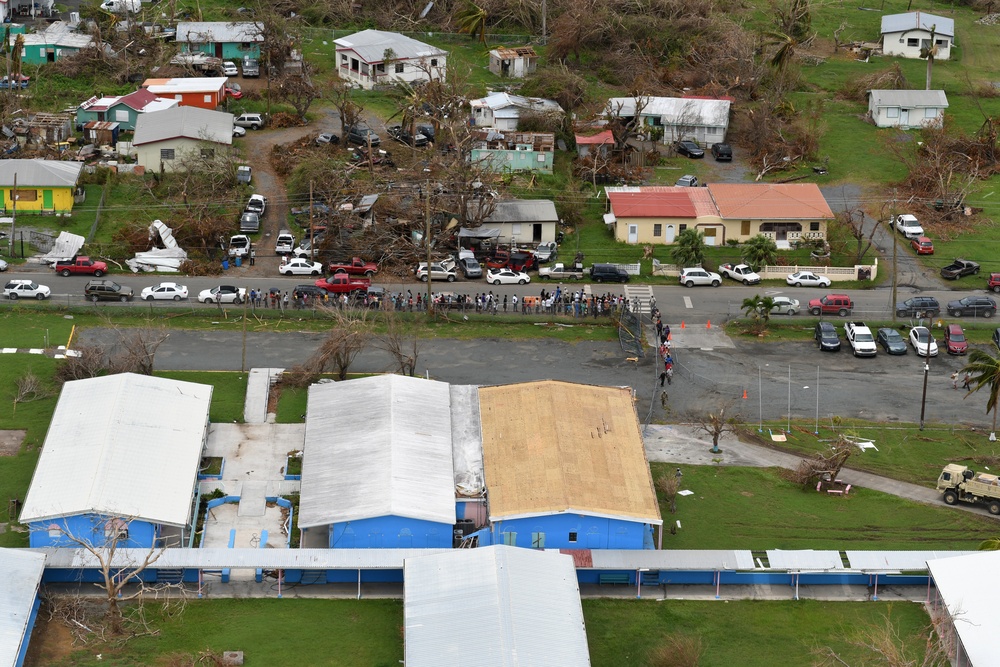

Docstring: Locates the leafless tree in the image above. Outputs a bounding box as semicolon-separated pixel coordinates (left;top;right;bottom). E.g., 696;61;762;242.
57;320;169;382
13;371;51;415
839;196;881;264
376;309;421;376
307;305;376;380
326;77;363;132
274;66;319;119
814;610;950;667
606;94;650;151
790;437;853;490
690;402;741;453
656;473;681;515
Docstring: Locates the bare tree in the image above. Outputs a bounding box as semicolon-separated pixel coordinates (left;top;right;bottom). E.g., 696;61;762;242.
690;403;741;453
376;309;421;376
57;320;169;382
790;437;853;490
274;66;319;119
656;473;681;515
307;305;375;380
840;196;881;264
13;371;51;415
814;610;950;667
327;78;363;132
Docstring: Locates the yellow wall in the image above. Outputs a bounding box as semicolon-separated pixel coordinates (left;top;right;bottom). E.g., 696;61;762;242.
1;186;75;212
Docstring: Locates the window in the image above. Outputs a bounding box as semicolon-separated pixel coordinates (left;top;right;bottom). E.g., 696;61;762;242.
104;519;129;542
502;531;517;546
925;108;938;118
340;54;348;64
430;58;438;66
361;63;369;75
48;524;61;538
395;63;404;73
531;531;546;548
160;148;175;161
512;223;522;236
204;94;211;104
810;222;820;231
13;189;37;201
679;224;688;232
653;224;662;237
375;63;385;74
114;109;129;122
936;39;949;47
906;38;919;46
886;107;899;118
741;220;751;235
568;531;578;543
200;148;215;159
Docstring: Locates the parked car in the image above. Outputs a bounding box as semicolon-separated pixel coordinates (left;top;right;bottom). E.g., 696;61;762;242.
808;294;853;317
910;236;934;255
909;326;938;357
487;268;530;285
415;261;457;282
316;132;339;146
416;124;435;142
222;61;239;76
225;83;243;99
236;165;252;184
679;267;722;287
246;194;267;216
814;321;841;351
84;279;133;302
387;125;428;147
675;174;699;187
993;327;1000;350
346;125;381;146
770;296;799;316
675;140;705;158
140;282;188;301
241;57;260;77
234;113;265;130
989;273;1000;294
876;328;908;355
711;143;733;161
891;214;923;239
941;259;981;280
3;279;50;300
943;324;968;355
534;241;558;263
198;285;246;304
459;257;483;279
232;125;246;138
947;296;996;318
239;211;260;233
293;284;326;299
280;259;324;276
786;271;830;288
896;296;940;318
590;264;630;283
0;259;7;271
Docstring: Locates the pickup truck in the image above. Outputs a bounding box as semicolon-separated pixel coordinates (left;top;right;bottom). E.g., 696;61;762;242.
314;274;371;294
940;258;980;280
328;257;378;277
538;262;585;280
275;231;295;255
228;234;252;259
242;57;260;77
56;256;107;277
718;263;761;285
844;321;877;357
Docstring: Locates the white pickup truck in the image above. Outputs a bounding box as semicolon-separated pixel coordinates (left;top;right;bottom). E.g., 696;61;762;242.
718;263;761;285
538;262;585;280
844;321;877;357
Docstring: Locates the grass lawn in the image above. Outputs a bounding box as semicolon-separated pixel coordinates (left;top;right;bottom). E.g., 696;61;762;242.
650;463;997;550
585;599;932;667
156;371;248;423
276;384;308;423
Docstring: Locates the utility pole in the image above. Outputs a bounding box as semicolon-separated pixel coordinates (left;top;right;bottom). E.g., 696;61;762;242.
308;180;315;262
241;286;249;373
425;181;433;316
541;0;547;44
9;172;16;258
890;188;897;324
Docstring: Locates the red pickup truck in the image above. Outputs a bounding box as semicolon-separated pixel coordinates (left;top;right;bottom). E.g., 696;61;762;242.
56;256;107;277
327;257;378;277
314;274;371;294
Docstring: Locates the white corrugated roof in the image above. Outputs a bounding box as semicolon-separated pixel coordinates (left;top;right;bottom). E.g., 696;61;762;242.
589;549;756;571
470;91;563;115
299;375;456;528
868;89;949;108
847;550;974;571
34;547;452;569
480;199;559;224
142;77;228;94
881;11;954;37
333;29;446;64
175;21;263;44
0;549;45;667
404;546;591;667
766;549;843;570
607;96;731;128
928;551;1000;667
19;374;212;526
132;106;233;146
0;159;83;188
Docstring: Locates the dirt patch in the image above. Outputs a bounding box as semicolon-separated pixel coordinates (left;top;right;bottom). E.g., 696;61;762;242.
267;378;283;413
740;490;754;497
24;609;78;666
0;430;26;456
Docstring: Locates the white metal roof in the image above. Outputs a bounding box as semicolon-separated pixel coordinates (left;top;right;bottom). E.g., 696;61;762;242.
470;91;563;116
298;375;456;528
868;89;949;108
881;11;954;37
449;385;484;495
0;549;45;667
0;159;83;188
18;21;95;49
404;546;591;667
333;29;446;64
607;96;731;128
589;549;756;571
927;551;1000;667
847;550;974;572
132;106;234;146
175;21;263;44
766;549;843;570
480;199;559;224
19;374;212;527
142;77;228;94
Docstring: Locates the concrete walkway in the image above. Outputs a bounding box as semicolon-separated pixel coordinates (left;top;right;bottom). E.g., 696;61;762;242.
243;367;283;424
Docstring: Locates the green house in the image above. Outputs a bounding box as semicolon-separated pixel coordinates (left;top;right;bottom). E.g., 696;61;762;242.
176;21;262;60
15;21;96;65
470;131;555;174
76;90;179;132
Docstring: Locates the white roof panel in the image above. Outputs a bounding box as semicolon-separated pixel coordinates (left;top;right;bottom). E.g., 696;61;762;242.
19;374;212;526
589;549;756;571
881;11;954;37
333;29;446;64
928;551;1000;667
481;199;559;224
0;159;83;188
132;106;233;146
405;546;590;667
0;549;46;667
847;550;974;571
766;549;843;570
175;21;263;44
607;96;731;128
299;375;456;528
143;77;229;94
868;89;948;108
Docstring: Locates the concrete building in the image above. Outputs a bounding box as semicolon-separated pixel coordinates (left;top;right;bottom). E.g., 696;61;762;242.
881;11;953;60
576;129;614;159
0;548;46;667
0;159;84;213
176;21;263;60
927;550;1000;667
19;374;212;549
867;89;948;129
140;77;228;110
333;30;446;90
487;46;537;78
607;95;731;145
76;89;179;132
470;198;560;245
469;92;563;132
132;107;234;173
469;130;555;174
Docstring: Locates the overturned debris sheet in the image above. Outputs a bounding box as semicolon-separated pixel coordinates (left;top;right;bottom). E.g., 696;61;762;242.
126;219;187;272
38;231;85;264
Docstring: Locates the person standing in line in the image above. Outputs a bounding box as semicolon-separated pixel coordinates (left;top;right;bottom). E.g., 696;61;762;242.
282;291;289;311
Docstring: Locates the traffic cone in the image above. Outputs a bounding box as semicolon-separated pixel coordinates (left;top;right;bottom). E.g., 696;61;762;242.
680;321;686;329
742;389;747;399
706;320;712;329
667;333;672;341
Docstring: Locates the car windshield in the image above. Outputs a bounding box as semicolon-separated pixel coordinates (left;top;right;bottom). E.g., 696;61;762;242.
885;332;901;341
915;330;930;342
856;333;873;342
951;333;966;342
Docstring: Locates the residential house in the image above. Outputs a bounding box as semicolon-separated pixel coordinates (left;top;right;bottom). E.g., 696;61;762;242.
868;89;948;129
298;375;457;551
0;159;84;213
132;107;234;173
469;91;563;132
927;550;999;667
0;548;46;667
477;380;663;550
140;77;228;110
606;183;833;246
487;46;537;78
333;29;446;90
19;374;213;549
175;21;263;60
606;95;731;145
576;129;614;159
881;12;953;60
76;89;179;132
470;198;560;244
404;546;591;667
470;130;555;174
26;113;72;144
15;21;96;64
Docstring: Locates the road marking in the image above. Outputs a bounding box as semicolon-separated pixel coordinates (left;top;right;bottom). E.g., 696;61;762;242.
765;289;784;296
683;296;693;309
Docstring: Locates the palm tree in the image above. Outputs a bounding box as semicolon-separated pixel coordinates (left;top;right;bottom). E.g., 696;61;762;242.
741;295;776;333
962;343;1000;440
670;229;706;268
740;234;778;271
455;0;488;45
979;537;1000;550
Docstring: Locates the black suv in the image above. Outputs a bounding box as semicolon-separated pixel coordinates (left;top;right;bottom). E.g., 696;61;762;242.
590;264;630;283
85;279;133;302
896;296;940;318
711;143;733;161
947;296;997;318
346;125;381;146
815;321;841;351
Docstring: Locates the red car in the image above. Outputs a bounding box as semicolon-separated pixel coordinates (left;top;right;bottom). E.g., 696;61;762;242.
989;273;1000;294
910;236;934;255
943;324;968;355
225;84;243;100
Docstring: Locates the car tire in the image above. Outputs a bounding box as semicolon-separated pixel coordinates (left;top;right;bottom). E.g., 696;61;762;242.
595;277;603;283
811;307;820;316
952;310;961;317
146;295;154;301
990;501;1000;515
234;297;242;304
36;293;45;300
788;309;797;316
742;279;750;285
685;281;694;288
447;275;455;282
975;267;981;274
90;295;99;302
794;282;802;287
173;295;181;301
943;490;958;505
93;269;104;277
61;269;71;277
365;270;374;277
420;276;428;282
838;309;848;317
492;279;501;285
518;279;526;285
250;123;260;130
120;295;129;302
986;310;995;318
711;280;720;287
8;293;16;300
311;271;319;276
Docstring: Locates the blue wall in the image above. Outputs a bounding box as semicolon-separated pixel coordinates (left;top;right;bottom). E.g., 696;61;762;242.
29;515;158;549
14;593;41;667
329;515;453;549
488;514;654;550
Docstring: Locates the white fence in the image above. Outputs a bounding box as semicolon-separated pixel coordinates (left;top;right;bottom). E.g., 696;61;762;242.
652;258;877;281
613;262;642;276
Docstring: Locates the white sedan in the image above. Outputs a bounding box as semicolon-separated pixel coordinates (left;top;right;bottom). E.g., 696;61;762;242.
140;282;188;301
0;258;7;271
233;125;246;138
909;326;939;357
487;268;530;285
280;259;324;276
198;285;247;304
770;296;800;315
786;271;831;288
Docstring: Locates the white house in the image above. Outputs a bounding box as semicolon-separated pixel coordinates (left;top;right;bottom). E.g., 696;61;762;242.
881;12;954;60
132;106;233;173
868;89;947;129
470;199;560;244
488;46;537;78
607;96;731;145
333;30;446;90
469;92;563;132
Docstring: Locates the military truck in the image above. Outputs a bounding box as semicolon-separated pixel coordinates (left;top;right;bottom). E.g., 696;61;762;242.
936;464;1000;515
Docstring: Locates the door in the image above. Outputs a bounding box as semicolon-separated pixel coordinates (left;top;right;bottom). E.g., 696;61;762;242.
532;223;542;242
628;225;638;243
665;225;675;243
900;109;909;126
703;227;717;246
215;44;223;59
42;190;53;210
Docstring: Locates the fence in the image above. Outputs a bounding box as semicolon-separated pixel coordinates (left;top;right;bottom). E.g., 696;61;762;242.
652;258;878;281
613;261;642;276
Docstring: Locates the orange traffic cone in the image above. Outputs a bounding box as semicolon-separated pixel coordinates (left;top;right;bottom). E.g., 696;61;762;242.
680;321;686;329
742;389;748;399
706;320;712;329
667;333;672;341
